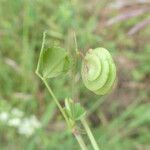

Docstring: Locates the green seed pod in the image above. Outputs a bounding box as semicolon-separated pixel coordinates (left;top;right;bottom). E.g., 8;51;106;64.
81;47;116;95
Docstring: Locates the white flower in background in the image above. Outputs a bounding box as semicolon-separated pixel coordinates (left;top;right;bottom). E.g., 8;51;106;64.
18;115;41;137
29;115;41;128
0;108;41;137
0;112;9;122
18;120;35;137
8;118;21;127
11;108;24;118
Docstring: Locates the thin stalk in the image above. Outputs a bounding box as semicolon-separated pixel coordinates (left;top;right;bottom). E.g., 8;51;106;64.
81;118;100;150
73;31;78;54
74;132;88;150
36;31;47;74
42;78;69;125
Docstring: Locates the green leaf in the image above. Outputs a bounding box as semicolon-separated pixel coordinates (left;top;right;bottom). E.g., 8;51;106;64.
38;46;71;79
65;98;86;121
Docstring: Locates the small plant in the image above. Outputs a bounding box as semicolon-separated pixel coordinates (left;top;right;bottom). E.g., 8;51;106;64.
36;32;116;150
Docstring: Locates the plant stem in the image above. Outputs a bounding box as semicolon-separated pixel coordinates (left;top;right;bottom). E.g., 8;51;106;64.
36;31;47;74
81;118;100;150
42;78;69;125
74;131;88;150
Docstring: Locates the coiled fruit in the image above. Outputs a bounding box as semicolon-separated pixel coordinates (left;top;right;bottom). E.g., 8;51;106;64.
81;47;116;95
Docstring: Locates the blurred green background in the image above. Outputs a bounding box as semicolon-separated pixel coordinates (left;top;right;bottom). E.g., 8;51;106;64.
0;0;149;149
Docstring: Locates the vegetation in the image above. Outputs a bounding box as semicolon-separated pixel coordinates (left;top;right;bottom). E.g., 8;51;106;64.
0;0;149;150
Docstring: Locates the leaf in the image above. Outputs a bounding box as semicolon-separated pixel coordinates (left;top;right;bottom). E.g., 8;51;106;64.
38;46;71;79
65;98;86;121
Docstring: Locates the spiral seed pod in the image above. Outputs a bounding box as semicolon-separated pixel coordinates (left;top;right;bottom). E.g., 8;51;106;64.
81;47;116;95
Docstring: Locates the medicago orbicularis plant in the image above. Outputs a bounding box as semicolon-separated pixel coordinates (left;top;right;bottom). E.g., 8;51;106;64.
81;47;116;95
36;32;117;150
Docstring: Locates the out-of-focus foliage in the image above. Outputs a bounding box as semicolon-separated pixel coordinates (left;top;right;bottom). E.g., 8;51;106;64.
0;0;149;149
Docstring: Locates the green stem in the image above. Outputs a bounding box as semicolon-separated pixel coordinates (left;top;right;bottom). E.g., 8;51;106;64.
81;118;100;150
36;31;47;74
42;78;69;125
74;132;88;150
